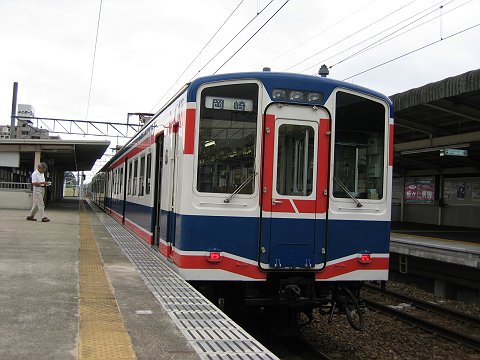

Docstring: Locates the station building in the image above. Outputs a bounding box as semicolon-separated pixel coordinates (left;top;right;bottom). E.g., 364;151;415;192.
391;68;480;228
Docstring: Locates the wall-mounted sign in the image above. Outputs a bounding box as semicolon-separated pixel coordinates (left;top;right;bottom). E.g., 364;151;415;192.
440;148;468;157
404;176;435;204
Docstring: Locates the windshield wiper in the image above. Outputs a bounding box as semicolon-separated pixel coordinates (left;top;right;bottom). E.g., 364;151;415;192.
224;172;257;203
333;176;363;207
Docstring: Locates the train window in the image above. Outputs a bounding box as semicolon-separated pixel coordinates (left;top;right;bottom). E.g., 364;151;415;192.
119;167;123;194
276;124;314;196
114;169;118;194
133;158;138;196
146;153;151;195
197;83;258;194
127;161;132;195
333;92;386;200
139;155;145;196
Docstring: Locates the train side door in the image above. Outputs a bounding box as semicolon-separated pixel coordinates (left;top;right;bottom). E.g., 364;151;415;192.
166;125;179;257
153;134;164;248
260;104;330;269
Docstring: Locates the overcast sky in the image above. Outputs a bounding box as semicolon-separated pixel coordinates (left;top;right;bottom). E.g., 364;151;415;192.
0;0;479;170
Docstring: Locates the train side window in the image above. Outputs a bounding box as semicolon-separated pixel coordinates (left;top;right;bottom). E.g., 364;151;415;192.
133;158;138;196
139;155;145;196
114;169;118;194
197;83;259;194
146;153;151;195
276;124;314;196
127;161;132;195
119;167;123;194
333;92;386;200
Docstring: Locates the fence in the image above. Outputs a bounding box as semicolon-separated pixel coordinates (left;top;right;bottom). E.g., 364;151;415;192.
0;182;31;191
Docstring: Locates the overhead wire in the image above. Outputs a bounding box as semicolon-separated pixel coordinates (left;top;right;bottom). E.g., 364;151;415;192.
257;0;378;70
300;0;456;74
86;0;103;121
188;0;276;80
328;0;471;72
283;0;418;72
343;22;480;81
213;0;291;74
150;0;245;112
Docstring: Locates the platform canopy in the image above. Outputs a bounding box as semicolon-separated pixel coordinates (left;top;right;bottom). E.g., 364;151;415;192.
0;138;110;171
391;68;480;174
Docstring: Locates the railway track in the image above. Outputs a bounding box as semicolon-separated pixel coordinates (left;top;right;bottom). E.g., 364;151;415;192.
362;284;480;352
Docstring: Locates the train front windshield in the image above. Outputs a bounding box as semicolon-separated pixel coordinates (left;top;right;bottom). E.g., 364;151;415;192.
197;83;259;194
333;91;387;200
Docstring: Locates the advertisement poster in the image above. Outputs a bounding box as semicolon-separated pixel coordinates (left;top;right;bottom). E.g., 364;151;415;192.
404;176;435;204
472;182;480;201
443;181;456;200
456;182;466;200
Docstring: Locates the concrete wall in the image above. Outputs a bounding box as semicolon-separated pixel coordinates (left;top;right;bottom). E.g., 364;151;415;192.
403;204;439;224
0;190;33;210
442;205;480;228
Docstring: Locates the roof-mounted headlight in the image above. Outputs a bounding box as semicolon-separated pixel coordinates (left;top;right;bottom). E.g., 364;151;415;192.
272;89;287;100
289;91;304;101
307;92;322;102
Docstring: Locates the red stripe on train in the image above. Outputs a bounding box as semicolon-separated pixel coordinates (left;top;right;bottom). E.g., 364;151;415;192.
166;251;389;281
315;257;389;279
184;109;196;154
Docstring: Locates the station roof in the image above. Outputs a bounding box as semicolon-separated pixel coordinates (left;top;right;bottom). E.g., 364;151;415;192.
391;68;480;175
0;139;110;171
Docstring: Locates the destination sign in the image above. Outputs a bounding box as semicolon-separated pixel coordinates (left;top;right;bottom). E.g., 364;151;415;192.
205;96;253;112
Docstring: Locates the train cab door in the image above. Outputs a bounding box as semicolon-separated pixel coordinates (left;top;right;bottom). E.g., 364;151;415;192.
260;104;330;270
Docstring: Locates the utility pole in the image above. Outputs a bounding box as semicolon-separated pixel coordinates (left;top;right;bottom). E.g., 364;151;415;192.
10;82;18;139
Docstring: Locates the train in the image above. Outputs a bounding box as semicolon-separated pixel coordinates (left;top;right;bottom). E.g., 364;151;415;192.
90;71;393;332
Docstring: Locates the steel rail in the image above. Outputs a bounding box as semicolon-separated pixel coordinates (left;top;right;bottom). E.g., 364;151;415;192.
363;284;480;327
363;299;480;352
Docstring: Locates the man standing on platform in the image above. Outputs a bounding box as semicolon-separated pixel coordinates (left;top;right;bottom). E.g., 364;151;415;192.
26;162;50;222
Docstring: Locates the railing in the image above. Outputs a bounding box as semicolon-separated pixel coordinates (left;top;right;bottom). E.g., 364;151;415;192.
0;182;31;191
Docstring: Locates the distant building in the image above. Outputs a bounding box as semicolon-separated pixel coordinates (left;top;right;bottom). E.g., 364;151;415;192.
1;104;60;140
0;125;10;139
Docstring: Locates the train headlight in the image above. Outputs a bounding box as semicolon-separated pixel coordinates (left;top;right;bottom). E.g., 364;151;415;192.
307;92;322;102
272;89;324;103
272;89;287;100
289;90;304;101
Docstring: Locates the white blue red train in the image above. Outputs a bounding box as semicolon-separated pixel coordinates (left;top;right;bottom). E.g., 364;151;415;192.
90;71;393;331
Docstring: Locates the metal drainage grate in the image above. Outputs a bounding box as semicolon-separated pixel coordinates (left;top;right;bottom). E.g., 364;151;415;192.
92;205;278;360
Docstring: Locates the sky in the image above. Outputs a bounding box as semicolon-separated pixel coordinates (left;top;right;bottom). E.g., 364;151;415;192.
0;0;479;176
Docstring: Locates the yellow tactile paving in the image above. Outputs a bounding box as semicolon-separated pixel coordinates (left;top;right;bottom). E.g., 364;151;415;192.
78;203;136;360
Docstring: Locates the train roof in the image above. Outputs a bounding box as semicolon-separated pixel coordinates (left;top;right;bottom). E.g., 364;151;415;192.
187;71;393;106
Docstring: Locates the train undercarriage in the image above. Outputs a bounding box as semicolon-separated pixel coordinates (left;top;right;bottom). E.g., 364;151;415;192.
193;274;366;335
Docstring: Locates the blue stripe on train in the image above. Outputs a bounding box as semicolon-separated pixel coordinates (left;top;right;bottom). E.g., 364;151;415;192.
174;214;389;264
104;197;390;263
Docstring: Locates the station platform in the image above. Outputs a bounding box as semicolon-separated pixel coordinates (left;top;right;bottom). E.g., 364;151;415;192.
389;222;480;302
390;222;480;268
0;198;277;360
